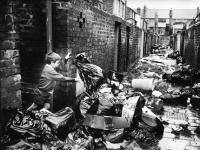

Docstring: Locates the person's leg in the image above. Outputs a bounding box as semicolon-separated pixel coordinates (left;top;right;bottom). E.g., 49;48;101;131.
27;102;38;111
44;103;50;110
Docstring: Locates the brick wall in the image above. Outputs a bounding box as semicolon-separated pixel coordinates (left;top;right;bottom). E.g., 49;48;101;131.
0;0;47;112
183;28;195;65
0;0;21;135
51;0;142;110
194;24;200;65
0;0;151;114
52;0;137;72
183;23;200;67
0;0;21;111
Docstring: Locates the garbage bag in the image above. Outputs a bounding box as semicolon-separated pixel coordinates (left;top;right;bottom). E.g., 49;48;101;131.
167;51;180;59
180;87;192;97
75;60;105;92
192;83;200;95
1;110;66;149
180;74;194;86
190;95;200;108
162;73;172;81
65;128;94;150
7;111;43;138
107;71;124;83
164;67;195;86
148;97;164;114
3;139;40;150
79;95;99;118
160;93;188;105
128;128;160;149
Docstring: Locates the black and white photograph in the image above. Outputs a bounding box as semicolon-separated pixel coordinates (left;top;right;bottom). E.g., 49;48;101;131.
0;0;200;149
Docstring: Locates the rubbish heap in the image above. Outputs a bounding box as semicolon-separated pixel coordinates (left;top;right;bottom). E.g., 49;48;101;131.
1;49;200;150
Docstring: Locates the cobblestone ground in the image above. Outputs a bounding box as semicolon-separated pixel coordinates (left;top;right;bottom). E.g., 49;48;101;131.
157;104;200;150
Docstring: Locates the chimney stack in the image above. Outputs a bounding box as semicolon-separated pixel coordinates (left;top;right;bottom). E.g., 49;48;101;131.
137;7;141;15
197;6;200;15
169;9;173;26
169;9;173;19
155;12;158;26
143;5;147;18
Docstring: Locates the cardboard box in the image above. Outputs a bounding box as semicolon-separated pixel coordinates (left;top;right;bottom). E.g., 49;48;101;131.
83;96;140;130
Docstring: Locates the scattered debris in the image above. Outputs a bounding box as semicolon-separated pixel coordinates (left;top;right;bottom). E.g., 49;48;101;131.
1;49;200;150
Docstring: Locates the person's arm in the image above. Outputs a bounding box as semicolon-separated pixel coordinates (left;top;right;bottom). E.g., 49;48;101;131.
63;76;79;81
47;69;79;82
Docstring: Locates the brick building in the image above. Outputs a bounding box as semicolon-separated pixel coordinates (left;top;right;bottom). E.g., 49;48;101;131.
181;13;200;66
0;0;155;131
146;9;196;47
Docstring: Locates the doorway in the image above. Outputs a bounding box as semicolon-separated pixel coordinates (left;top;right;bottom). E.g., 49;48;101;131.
125;26;130;71
114;22;121;71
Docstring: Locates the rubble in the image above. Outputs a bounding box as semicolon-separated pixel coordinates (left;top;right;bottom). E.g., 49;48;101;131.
1;48;200;150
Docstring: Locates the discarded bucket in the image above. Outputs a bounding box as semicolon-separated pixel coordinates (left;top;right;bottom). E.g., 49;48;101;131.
131;78;155;91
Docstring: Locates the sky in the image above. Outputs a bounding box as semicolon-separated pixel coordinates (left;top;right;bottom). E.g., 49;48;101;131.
127;0;200;9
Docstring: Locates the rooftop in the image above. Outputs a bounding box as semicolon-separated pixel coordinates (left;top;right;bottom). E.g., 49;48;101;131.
142;9;197;19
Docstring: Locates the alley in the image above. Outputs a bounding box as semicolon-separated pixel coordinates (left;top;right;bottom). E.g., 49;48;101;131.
1;0;200;150
1;46;200;150
128;49;200;150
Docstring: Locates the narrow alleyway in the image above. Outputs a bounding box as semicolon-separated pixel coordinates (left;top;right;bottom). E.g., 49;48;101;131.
126;48;200;150
1;0;200;150
1;47;200;150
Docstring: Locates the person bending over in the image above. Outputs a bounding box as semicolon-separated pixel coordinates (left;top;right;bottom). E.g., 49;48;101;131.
27;52;79;111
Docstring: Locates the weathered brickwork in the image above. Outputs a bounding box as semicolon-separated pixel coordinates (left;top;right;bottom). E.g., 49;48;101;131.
0;0;46;113
0;0;153;115
52;0;141;72
0;0;21;110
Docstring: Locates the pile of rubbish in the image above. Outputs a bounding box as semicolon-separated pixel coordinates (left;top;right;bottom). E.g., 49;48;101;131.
1;49;200;150
167;50;185;64
151;44;168;54
1;53;166;150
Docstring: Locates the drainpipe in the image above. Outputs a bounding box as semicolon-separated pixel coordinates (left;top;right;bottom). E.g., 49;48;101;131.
46;0;52;53
125;0;127;20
